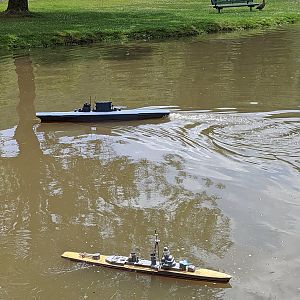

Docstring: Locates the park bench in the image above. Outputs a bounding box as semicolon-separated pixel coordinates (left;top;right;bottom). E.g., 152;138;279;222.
211;0;260;13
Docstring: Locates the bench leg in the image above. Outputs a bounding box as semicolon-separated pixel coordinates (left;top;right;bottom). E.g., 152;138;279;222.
250;6;252;11
218;7;221;13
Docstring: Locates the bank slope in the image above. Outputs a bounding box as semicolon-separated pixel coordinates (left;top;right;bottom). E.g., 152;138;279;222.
0;0;299;49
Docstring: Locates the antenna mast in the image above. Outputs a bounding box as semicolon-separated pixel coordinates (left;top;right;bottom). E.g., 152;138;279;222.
154;230;160;260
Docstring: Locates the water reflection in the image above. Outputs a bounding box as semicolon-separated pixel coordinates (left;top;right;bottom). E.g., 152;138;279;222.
1;26;300;299
0;52;233;299
101;44;153;61
1;55;40;257
34;125;233;259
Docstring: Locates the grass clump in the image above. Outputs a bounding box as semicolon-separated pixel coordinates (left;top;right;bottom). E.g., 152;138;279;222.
0;0;299;49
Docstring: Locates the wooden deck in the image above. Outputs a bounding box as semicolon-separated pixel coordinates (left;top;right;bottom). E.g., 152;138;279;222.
62;251;232;283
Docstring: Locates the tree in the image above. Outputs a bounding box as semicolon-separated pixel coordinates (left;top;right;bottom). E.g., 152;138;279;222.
5;0;29;15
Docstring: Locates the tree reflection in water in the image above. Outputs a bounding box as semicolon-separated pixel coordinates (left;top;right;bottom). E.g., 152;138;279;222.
35;123;233;259
1;54;42;259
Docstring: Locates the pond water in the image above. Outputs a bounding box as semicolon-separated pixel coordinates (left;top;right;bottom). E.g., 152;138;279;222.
0;25;299;299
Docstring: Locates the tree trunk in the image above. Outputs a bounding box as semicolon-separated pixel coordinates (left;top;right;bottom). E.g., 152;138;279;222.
6;0;29;14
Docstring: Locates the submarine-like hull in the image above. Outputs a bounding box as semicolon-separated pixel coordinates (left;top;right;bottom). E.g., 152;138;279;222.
36;109;170;123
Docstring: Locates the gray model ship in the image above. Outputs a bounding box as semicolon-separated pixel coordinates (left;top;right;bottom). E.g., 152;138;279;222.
62;231;232;282
106;231;195;272
36;101;170;123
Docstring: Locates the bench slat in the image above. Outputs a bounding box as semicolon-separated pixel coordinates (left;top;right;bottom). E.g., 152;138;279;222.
211;0;254;4
215;3;258;7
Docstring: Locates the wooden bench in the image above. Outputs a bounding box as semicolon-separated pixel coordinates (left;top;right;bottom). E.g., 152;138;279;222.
211;0;260;13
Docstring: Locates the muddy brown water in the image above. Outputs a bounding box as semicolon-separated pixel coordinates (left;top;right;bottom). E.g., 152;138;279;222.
0;25;299;299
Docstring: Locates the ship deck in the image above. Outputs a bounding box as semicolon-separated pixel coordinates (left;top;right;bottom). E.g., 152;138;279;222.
61;251;231;283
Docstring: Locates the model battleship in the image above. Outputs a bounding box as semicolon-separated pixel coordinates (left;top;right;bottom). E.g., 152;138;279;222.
36;101;170;123
61;231;231;283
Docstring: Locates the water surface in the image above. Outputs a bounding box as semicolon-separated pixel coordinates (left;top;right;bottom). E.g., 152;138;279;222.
0;26;300;299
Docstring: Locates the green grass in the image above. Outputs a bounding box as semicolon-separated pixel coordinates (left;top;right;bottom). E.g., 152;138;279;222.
0;0;299;49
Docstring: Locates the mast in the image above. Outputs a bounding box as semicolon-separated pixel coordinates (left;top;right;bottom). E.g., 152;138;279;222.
154;230;160;261
150;230;160;266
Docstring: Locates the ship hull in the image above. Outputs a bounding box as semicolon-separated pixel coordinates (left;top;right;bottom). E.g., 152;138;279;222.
36;109;170;123
61;251;231;283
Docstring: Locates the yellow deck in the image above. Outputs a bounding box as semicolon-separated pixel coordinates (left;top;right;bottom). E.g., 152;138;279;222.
62;251;231;283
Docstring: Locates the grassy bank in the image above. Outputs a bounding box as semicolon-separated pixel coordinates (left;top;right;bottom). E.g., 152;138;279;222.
0;0;299;49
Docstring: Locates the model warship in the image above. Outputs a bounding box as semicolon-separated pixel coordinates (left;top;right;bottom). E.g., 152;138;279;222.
36;101;170;123
62;231;231;283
